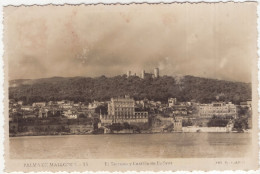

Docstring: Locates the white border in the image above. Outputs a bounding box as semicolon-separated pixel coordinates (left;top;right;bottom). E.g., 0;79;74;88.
1;0;258;5
0;0;259;173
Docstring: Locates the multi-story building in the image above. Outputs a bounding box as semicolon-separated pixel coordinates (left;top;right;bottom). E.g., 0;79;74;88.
108;95;135;117
198;102;237;118
100;95;148;125
173;117;183;132
168;98;177;107
172;105;188;116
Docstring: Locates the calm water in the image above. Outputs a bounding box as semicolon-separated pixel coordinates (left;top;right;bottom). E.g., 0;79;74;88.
9;133;252;159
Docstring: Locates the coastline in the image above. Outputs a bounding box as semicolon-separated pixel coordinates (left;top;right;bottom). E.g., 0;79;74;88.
9;130;251;138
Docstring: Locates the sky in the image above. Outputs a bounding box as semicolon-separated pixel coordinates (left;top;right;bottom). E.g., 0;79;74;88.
4;2;257;82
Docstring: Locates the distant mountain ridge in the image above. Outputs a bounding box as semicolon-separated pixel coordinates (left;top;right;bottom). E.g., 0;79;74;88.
9;75;251;105
9;77;68;87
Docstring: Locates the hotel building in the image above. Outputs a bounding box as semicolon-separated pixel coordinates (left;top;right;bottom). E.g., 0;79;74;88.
198;102;237;118
100;95;148;125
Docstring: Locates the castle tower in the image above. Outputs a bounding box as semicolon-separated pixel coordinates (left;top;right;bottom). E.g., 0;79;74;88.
127;71;131;78
154;68;159;78
141;70;145;79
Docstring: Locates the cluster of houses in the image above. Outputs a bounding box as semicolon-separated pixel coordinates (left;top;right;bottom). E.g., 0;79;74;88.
9;95;252;135
9;100;105;135
9;100;104;120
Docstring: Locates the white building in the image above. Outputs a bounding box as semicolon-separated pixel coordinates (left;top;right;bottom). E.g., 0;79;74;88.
59;103;73;109
21;106;33;111
198;102;237;118
32;102;46;107
67;114;78;119
168;98;177;107
57;100;65;105
173;117;183;132
18;101;23;105
100;95;148;125
63;109;78;119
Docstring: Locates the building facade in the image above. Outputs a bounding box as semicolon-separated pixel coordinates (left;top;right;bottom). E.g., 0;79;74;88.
198;102;237;118
168;98;177;107
100;95;148;125
32;102;46;107
173;117;183;132
21;106;33;111
108;95;135;117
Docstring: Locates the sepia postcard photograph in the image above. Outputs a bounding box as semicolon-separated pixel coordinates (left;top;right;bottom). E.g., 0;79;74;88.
2;2;259;172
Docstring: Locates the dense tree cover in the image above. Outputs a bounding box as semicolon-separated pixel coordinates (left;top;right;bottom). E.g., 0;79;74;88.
9;75;251;104
95;105;108;115
237;106;251;117
108;122;149;132
182;118;193;127
233;117;249;131
207;116;230;127
108;123;132;131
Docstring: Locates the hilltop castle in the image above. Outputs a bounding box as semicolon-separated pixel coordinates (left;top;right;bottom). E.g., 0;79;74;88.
127;68;159;79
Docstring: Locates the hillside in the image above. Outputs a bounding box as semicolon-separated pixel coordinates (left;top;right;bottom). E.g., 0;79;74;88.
9;75;251;104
